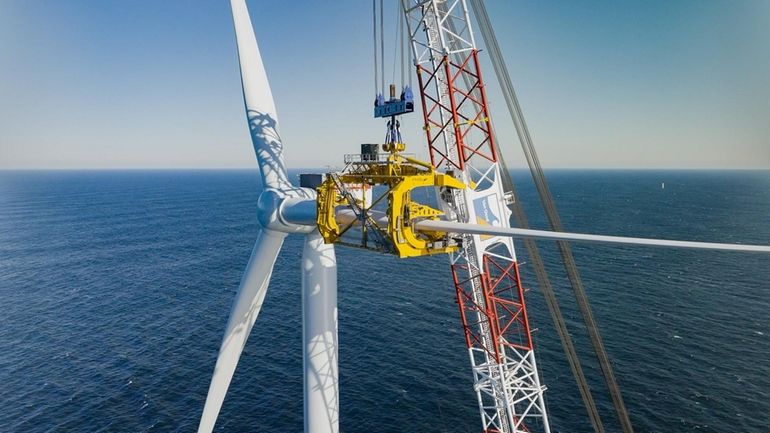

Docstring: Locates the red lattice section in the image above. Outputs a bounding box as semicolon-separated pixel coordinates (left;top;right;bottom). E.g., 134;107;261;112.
452;257;533;364
416;50;498;171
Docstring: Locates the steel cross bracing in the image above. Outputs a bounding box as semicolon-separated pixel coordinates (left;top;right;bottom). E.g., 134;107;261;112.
401;1;550;432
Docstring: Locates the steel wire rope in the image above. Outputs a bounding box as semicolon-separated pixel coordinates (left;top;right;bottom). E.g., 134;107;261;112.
391;2;400;85
405;10;412;89
400;8;405;89
469;1;635;432
373;0;378;95
380;0;385;95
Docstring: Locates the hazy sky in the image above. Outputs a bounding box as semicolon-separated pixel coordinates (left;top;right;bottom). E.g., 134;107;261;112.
1;0;768;169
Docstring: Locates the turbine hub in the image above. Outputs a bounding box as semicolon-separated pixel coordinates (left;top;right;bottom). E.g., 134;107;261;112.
257;188;317;234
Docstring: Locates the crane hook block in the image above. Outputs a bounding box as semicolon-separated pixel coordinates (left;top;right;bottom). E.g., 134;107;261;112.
374;85;415;118
316;148;464;258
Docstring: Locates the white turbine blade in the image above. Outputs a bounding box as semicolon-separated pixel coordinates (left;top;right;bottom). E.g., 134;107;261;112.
198;229;286;433
231;0;289;190
415;220;770;254
302;230;339;433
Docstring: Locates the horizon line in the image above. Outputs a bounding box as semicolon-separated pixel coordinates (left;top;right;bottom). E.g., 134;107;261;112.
2;167;769;172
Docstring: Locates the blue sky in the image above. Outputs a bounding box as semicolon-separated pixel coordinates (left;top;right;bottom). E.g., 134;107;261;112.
1;0;768;169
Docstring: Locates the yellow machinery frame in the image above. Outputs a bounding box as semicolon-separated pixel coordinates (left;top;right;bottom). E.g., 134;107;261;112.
316;149;465;258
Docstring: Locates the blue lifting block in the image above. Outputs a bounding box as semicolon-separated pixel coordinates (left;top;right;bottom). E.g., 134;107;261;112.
374;100;413;118
374;86;415;118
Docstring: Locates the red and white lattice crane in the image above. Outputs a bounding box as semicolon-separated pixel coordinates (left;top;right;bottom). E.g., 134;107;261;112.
402;1;549;431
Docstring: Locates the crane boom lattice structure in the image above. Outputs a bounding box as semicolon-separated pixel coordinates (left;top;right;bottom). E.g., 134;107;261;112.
402;1;550;432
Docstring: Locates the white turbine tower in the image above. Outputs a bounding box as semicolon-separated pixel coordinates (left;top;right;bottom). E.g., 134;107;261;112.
197;2;770;433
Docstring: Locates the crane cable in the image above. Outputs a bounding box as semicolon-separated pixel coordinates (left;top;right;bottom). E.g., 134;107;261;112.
391;4;401;86
496;154;606;433
468;1;636;432
373;0;386;96
494;133;607;433
400;7;405;89
404;9;412;89
380;1;411;95
379;0;385;95
372;0;378;95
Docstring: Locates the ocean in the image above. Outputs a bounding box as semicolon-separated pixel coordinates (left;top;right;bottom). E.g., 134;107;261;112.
0;169;768;432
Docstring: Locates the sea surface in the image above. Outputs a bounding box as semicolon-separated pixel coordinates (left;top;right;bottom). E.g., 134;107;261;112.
0;169;768;433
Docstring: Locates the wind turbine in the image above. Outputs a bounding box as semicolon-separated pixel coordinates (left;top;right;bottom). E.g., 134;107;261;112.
198;1;338;433
197;1;770;433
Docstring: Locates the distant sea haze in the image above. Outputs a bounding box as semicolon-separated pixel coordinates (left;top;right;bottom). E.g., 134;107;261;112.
0;170;768;432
